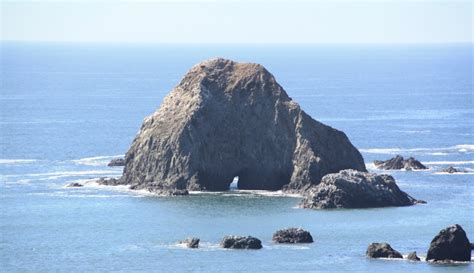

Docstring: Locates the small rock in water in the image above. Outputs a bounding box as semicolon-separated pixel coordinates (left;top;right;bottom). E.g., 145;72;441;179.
426;224;471;262
366;243;403;259
180;237;199;248
66;182;83;187
406;251;421;261
220;236;262;249
440;166;462;174
107;158;125;167
96;177;121;186
374;155;427;170
272;228;313;243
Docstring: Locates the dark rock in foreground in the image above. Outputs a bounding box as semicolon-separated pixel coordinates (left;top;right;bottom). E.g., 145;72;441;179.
119;58;366;192
406;251;421;261
426;224;471;262
440;166;462;174
180;237;199;248
374;155;427;170
272;228;313;243
107;158;125;167
299;169;419;209
66;182;83;187
220;236;262;249
366;243;403;259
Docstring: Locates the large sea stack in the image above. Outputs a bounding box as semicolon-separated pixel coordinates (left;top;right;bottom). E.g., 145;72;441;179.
118;58;366;192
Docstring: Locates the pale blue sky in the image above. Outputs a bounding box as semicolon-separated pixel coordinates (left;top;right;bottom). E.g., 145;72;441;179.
1;0;472;43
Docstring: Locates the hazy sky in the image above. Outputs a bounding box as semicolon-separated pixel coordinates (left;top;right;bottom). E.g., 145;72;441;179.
1;0;472;43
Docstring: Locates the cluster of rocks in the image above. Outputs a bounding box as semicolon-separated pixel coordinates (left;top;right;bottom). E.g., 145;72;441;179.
440;166;465;174
374;155;427;171
107;158;125;167
299;170;422;209
367;224;472;263
179;228;313;249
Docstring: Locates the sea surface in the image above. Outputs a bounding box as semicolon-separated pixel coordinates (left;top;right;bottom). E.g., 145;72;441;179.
0;42;473;272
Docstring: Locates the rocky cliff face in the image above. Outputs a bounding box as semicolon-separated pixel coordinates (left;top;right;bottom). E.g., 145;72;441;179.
119;58;366;191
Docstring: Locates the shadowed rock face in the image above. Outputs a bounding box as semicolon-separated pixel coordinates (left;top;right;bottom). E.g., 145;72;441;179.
426;224;471;262
119;58;366;192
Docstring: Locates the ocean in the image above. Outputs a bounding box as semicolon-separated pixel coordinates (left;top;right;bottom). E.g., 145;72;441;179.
0;42;472;272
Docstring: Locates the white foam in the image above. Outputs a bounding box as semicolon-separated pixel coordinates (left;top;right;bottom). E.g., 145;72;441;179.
71;155;124;166
424;161;474;165
189;190;301;198
360;144;474;155
0;159;38;165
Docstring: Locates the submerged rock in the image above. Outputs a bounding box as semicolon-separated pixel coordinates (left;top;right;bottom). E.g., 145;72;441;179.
299;169;419;209
272;228;313;243
374;155;427;170
440;166;462;174
129;183;189;196
180;237;200;248
107;158;125;167
406;251;421;261
366;243;403;259
66;182;83;187
220;236;262;249
426;224;471;262
119;58;366;192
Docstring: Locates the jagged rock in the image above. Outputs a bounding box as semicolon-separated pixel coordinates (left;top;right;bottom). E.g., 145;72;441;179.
220;236;262;249
107;158;125;167
118;58;366;192
129;183;189;196
272;228;313;243
366;243;403;259
441;166;462;174
299;169;419;209
426;224;471;262
374;155;427;170
180;237;199;248
406;251;420;261
66;182;83;187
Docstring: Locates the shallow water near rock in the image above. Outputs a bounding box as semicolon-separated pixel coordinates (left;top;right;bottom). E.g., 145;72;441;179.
1;43;472;272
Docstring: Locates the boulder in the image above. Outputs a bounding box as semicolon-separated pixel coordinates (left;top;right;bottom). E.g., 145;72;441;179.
180;237;199;248
406;251;420;261
107;158;125;167
220;236;262;249
299;169;419;209
118;58;366;192
374;155;427;170
440;166;462;174
96;177;122;186
272;228;313;243
66;182;83;187
366;243;403;259
426;224;471;262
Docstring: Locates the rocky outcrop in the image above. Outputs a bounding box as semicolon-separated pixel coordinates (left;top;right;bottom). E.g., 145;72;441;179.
366;243;403;259
440;166;462;174
299;169;419;209
96;177;122;186
220;236;262;249
66;182;83;187
107;158;125;167
118;58;366;193
426;224;471;262
406;251;420;261
272;228;313;243
374;155;427;170
180;237;199;248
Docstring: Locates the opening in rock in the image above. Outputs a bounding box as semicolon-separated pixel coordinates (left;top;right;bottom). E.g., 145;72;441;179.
229;176;239;191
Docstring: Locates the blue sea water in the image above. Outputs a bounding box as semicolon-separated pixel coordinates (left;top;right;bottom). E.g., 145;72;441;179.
0;42;473;272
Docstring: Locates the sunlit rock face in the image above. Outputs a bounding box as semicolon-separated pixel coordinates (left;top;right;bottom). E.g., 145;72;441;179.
119;58;366;192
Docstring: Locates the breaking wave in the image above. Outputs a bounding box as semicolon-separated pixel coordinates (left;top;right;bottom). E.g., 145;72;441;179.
0;159;38;165
71;155;124;166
